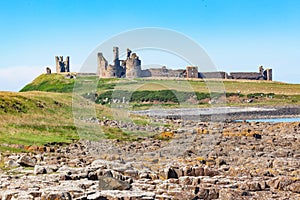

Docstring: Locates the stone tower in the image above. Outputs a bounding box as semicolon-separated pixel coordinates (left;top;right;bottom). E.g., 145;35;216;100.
55;56;70;73
125;52;141;78
186;66;199;78
97;47;128;78
113;47;123;77
97;53;108;77
264;69;273;81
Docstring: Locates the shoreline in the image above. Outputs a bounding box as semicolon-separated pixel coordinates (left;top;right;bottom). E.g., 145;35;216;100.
132;105;300;121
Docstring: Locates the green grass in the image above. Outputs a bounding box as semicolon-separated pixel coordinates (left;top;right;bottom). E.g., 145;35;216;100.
0;73;297;153
21;74;300;95
0;92;79;149
20;74;75;93
0;90;154;152
112;78;300;95
0;145;27;153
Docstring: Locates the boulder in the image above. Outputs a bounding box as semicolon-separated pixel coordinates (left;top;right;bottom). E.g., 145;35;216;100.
166;168;178;179
288;182;300;193
34;165;46;175
98;176;131;190
18;155;37;167
239;181;262;191
193;167;204;176
6;159;20;168
41;192;71;200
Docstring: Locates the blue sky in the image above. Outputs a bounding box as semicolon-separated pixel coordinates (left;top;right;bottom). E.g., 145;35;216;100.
0;0;299;91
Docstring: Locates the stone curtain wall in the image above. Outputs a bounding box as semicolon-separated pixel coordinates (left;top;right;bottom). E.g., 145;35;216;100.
229;72;263;80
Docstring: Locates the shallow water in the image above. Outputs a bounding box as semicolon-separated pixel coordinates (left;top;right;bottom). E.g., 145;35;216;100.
239;117;300;123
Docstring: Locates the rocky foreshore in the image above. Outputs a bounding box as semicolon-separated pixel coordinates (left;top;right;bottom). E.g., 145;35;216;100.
1;119;300;200
132;106;300;121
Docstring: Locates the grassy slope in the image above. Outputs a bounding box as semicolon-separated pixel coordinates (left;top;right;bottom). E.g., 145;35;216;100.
0;91;78;151
0;73;298;152
0;89;149;152
21;74;300;95
21;74;300;108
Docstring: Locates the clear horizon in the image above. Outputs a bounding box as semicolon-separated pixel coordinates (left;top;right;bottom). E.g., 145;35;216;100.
0;0;300;91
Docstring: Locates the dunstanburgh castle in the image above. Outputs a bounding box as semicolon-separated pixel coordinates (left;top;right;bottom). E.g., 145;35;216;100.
53;46;272;81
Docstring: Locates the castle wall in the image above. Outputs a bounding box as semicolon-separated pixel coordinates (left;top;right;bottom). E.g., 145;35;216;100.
55;56;70;73
140;69;151;77
147;68;166;77
55;56;60;73
199;72;228;79
125;53;141;78
229;72;263;80
97;53;108;77
95;46;273;81
145;67;184;78
113;47;126;77
64;56;70;72
264;69;272;81
168;69;184;77
107;65;117;77
186;66;198;78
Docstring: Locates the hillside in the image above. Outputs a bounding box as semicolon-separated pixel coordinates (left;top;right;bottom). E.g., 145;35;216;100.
21;74;300;107
0;89;155;153
1;74;300;199
22;74;300;94
0;73;298;152
0;91;76;152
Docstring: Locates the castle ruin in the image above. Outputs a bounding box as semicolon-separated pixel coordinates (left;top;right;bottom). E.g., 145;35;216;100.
53;47;272;81
97;47;272;81
97;47;202;79
55;56;70;73
97;47;141;78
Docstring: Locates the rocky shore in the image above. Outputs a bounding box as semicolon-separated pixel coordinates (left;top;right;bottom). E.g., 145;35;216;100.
1;114;300;200
133;106;300;121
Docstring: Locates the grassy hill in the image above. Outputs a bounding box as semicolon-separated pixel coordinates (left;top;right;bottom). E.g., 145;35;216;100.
0;73;299;153
21;74;300;107
0;91;76;152
21;74;300;95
